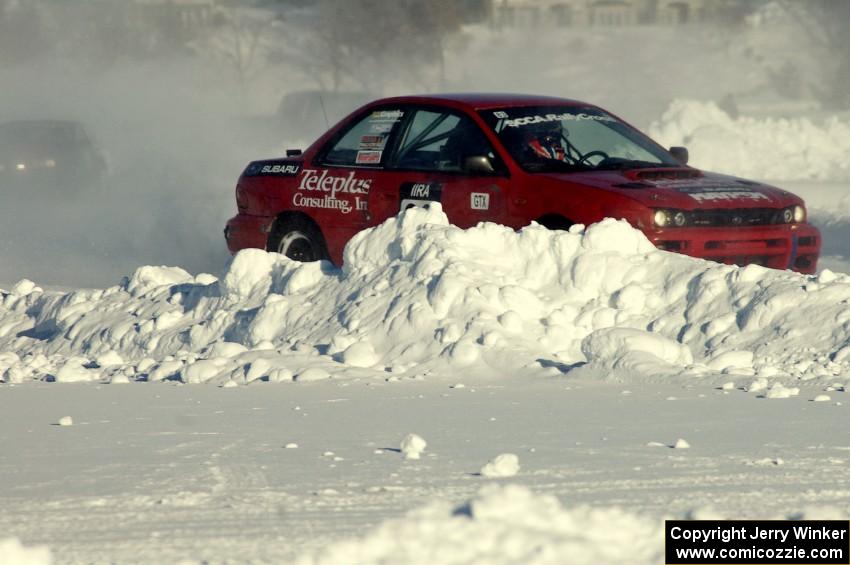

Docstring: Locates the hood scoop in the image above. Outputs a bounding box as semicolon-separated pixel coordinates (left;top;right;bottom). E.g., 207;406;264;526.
614;181;653;189
627;168;702;181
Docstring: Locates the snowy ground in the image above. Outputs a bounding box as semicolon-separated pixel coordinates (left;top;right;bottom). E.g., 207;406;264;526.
3;377;850;564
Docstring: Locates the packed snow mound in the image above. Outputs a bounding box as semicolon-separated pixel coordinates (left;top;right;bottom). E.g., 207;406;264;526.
296;485;662;565
649;99;850;182
2;204;850;385
0;538;52;565
480;453;521;478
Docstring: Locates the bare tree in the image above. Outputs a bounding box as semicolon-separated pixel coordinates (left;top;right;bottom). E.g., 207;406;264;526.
193;6;284;89
0;0;50;65
406;0;464;88
278;0;469;93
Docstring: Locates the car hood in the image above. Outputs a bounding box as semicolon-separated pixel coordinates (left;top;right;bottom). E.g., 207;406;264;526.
541;168;798;209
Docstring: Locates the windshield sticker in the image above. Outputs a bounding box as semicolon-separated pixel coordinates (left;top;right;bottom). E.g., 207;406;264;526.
359;134;387;150
293;169;371;214
355;150;382;164
370;110;404;123
370;122;394;133
503;113;617;128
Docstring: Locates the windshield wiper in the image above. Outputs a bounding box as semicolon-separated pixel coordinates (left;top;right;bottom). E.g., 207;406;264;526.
523;160;594;173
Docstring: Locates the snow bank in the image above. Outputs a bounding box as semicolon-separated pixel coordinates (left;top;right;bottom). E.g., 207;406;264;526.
3;205;850;385
649;100;850;182
295;485;662;565
0;538;52;565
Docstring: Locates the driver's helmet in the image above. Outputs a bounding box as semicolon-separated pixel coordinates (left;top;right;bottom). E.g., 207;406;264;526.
525;122;565;161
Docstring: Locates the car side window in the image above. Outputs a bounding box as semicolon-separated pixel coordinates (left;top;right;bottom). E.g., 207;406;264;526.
321;108;406;167
389;109;497;173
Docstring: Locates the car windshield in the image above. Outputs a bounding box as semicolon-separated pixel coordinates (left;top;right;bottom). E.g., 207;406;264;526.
479;106;680;173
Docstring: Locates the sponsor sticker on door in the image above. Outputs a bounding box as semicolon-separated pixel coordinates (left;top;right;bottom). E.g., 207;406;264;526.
471;192;490;210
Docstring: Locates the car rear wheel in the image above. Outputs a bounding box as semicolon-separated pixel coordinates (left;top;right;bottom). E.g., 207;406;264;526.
267;216;328;262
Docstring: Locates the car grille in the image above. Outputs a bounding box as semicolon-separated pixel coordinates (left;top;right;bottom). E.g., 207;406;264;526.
688;208;785;227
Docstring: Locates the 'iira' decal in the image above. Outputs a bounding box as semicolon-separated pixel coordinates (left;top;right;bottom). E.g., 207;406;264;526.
399;182;442;212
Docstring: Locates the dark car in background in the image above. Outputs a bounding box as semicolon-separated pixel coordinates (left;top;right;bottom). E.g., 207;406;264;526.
0;120;106;197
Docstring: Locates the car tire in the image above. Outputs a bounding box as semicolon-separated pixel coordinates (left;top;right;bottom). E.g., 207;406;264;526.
537;215;574;231
267;215;329;262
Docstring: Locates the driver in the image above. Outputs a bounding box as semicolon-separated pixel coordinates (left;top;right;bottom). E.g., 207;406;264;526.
526;122;567;161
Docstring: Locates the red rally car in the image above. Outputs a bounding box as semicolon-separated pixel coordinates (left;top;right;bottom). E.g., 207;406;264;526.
225;94;820;273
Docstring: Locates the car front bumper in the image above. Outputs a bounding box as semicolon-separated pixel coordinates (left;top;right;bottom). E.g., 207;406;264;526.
224;213;275;255
648;223;821;274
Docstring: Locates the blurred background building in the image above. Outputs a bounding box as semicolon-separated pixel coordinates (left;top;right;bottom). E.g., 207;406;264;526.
492;0;752;27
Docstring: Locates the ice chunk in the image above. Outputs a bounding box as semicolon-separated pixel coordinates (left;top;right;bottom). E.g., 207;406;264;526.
480;453;520;477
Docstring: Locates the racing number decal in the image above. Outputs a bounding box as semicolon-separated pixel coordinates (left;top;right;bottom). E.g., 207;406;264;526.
399;182;442;212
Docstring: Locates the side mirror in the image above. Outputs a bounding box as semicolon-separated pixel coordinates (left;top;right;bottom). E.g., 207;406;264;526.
286;149;303;157
464;155;495;174
669;146;689;166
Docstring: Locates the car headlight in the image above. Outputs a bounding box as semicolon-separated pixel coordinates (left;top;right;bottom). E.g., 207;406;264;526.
653;209;689;228
16;163;26;171
793;205;806;223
